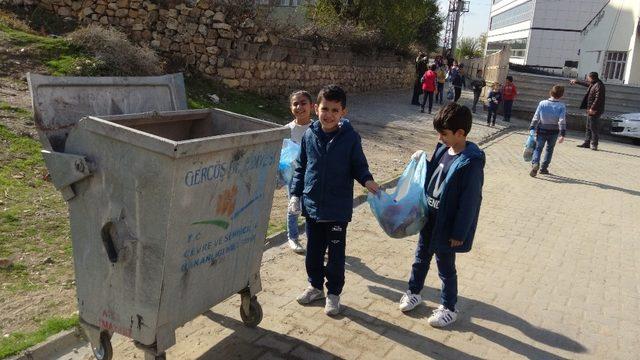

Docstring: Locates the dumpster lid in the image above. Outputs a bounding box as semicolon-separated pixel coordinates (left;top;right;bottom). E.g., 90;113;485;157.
27;73;188;152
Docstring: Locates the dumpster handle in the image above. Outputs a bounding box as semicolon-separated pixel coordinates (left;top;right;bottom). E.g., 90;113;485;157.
101;222;118;263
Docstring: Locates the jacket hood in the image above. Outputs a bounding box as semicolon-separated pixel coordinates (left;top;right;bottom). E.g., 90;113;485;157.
436;141;486;167
310;118;354;134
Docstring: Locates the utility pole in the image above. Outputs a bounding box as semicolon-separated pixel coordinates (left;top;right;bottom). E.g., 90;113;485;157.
442;0;469;57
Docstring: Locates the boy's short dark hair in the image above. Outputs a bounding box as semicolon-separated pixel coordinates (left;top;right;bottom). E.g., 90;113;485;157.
430;64;437;71
317;84;347;108
550;85;565;98
289;90;312;104
433;103;472;136
588;72;599;80
506;75;513;82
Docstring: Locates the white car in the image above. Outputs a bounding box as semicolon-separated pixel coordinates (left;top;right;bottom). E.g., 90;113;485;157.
610;113;640;144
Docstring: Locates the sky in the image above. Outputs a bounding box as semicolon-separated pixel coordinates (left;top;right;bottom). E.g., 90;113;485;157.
436;0;493;40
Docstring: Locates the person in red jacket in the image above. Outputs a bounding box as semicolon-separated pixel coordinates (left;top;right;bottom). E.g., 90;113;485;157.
421;64;438;114
501;76;518;122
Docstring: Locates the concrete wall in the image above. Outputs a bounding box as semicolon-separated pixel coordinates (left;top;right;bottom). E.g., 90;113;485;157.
510;72;640;131
578;0;640;85
0;0;413;96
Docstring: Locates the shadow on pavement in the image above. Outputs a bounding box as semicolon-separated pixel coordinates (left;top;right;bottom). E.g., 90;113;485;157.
346;256;587;359
596;148;640;159
200;311;334;360
538;174;640;197
337;305;484;360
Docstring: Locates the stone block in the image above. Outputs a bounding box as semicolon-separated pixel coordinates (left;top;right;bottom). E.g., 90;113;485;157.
204;66;216;75
82;7;93;16
223;79;240;88
99;15;109;24
206;46;220;55
115;8;128;17
218;67;235;78
145;2;157;11
131;23;144;31
116;0;127;7
57;7;71;16
166;18;178;30
198;24;208;36
212;11;225;23
210;22;231;31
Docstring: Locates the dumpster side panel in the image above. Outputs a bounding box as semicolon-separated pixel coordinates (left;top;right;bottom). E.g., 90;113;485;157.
64;127;172;345
157;140;283;329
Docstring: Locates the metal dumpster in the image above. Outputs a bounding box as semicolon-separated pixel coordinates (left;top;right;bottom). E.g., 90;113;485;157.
28;74;288;360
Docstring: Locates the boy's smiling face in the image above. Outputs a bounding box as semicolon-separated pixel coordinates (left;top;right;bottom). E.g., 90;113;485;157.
316;99;347;132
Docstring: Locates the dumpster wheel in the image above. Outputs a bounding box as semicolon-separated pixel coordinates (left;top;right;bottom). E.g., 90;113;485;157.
92;332;113;360
240;296;263;327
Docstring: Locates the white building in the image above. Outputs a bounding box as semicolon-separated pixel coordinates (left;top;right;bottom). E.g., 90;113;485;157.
577;0;640;85
485;0;607;73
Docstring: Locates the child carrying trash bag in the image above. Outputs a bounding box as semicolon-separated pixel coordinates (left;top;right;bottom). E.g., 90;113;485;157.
367;152;428;238
278;138;301;188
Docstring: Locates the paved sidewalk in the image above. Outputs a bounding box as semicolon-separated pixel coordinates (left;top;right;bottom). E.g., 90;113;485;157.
62;125;640;360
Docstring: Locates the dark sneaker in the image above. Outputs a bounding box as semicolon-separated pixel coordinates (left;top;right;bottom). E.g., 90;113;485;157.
420;108;425;113
592;145;598;151
577;143;590;148
539;168;549;175
530;164;540;177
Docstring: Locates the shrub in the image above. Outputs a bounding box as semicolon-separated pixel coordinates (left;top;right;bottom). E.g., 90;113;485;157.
67;25;164;76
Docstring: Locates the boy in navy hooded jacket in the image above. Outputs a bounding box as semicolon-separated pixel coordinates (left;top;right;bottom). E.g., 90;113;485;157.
399;103;485;328
289;85;379;316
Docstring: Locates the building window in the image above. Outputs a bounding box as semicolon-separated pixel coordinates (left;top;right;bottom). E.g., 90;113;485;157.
602;51;627;82
486;38;528;59
490;1;534;30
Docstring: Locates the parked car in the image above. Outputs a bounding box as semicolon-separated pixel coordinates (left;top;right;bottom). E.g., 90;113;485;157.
610;113;640;144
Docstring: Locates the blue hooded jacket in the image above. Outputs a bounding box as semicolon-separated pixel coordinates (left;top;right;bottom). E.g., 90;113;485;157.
423;141;485;253
290;119;373;222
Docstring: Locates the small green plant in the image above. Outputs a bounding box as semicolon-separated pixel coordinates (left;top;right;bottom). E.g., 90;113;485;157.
0;315;79;359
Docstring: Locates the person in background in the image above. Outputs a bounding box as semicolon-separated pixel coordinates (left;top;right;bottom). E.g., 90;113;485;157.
436;64;447;105
284;90;313;253
570;72;606;151
470;70;486;114
412;53;429;106
421;64;438;114
486;82;502;126
501;76;518;122
528;85;567;177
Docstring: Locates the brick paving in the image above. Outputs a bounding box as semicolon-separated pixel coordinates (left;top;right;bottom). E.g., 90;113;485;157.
62;100;640;359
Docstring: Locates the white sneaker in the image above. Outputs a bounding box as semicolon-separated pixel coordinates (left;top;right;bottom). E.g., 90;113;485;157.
399;291;422;312
428;305;458;327
287;238;305;253
325;294;341;316
296;286;325;304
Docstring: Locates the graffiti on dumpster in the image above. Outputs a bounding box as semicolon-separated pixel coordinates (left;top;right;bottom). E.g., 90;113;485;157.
99;309;132;338
184;151;276;188
180;223;258;272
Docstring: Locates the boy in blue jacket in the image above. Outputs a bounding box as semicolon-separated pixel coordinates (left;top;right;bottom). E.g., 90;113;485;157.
399;103;485;328
289;85;379;316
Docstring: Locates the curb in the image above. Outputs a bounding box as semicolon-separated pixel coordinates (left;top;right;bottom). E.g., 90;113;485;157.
12;124;513;359
9;328;85;360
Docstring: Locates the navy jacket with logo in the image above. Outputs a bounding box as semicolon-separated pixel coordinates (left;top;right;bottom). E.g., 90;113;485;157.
290;120;373;222
423;141;485;253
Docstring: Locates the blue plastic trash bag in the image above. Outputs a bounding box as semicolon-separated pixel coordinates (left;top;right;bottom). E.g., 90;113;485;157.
277;139;301;189
523;130;535;162
367;153;428;238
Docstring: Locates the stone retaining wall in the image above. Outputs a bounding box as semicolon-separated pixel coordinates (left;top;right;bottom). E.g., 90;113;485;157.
1;0;414;95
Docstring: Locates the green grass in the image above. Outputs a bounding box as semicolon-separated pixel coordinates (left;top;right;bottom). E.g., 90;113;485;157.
185;76;291;125
0;19;92;76
0;101;31;116
0;315;79;359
